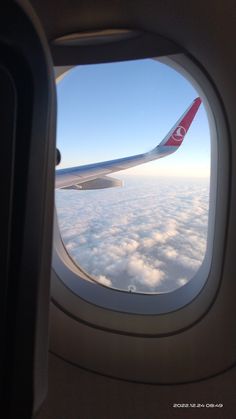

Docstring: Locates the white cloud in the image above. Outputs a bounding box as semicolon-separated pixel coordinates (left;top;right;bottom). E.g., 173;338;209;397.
127;254;165;287
162;246;178;260
56;176;209;293
177;278;188;286
96;275;112;287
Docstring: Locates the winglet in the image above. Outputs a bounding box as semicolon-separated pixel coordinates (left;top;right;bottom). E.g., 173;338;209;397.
159;97;202;147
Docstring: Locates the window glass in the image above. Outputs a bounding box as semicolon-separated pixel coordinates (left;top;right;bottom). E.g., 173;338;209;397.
55;59;210;294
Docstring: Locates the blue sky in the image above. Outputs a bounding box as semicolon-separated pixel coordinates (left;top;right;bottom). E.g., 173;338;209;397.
56;59;210;177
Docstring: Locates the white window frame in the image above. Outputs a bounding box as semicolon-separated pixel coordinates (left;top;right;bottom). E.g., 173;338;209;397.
51;53;228;336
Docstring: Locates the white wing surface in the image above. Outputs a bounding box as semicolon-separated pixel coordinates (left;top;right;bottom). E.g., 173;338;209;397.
56;97;201;190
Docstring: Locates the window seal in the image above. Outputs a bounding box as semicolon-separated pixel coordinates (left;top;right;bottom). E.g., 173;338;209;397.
51;53;229;336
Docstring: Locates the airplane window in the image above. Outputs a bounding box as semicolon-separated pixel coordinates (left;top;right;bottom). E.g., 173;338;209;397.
55;59;210;294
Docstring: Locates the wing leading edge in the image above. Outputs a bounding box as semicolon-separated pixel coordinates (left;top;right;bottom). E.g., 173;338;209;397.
56;97;202;190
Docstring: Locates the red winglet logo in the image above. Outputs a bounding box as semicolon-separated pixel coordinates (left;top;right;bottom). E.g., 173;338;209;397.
165;97;202;146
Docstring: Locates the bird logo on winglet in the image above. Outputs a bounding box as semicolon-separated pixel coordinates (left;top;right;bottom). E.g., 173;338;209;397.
172;125;186;142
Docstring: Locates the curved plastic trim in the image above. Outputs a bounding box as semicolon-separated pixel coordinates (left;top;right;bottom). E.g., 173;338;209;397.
52;53;229;336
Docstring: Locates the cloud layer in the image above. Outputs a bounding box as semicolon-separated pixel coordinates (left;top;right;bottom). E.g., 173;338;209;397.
56;176;209;293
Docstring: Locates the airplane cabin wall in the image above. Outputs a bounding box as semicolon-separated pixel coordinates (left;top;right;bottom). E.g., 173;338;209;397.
36;353;236;419
29;0;236;417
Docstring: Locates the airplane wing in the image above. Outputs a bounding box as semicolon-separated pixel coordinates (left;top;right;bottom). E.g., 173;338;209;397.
56;97;202;190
